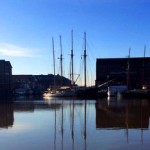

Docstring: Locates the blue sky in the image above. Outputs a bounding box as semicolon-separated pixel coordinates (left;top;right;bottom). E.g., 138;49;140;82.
0;0;150;85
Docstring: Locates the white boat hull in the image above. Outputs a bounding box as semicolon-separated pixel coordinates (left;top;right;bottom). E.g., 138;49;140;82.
43;88;76;97
43;92;75;97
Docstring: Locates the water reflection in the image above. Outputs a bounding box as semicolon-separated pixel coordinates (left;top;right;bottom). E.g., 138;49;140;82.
96;98;150;129
0;98;62;129
96;97;150;146
0;97;150;150
0;104;14;128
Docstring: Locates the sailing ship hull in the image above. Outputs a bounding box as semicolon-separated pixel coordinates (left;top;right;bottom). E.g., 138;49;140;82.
76;87;98;98
43;91;75;97
43;87;76;97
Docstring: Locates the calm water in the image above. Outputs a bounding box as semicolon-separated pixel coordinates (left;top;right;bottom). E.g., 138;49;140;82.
0;96;150;150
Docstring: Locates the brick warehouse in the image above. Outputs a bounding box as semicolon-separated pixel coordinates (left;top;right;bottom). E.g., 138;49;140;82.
96;57;150;89
0;60;12;96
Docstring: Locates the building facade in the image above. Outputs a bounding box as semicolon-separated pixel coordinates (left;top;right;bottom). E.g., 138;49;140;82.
96;57;150;89
0;60;12;96
12;74;71;94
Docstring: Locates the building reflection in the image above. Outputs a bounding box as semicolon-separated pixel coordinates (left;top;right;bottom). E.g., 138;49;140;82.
0;99;61;129
0;103;14;128
96;98;150;129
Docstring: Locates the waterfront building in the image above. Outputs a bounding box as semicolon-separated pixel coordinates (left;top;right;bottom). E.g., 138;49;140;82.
96;57;150;89
0;60;12;96
12;74;71;94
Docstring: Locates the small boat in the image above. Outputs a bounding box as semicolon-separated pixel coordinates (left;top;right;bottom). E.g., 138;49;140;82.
107;85;127;97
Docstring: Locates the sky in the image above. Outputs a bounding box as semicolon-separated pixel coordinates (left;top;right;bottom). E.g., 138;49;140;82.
0;0;150;86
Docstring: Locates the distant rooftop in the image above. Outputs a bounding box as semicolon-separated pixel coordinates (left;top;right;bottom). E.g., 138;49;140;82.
97;57;150;60
0;60;12;67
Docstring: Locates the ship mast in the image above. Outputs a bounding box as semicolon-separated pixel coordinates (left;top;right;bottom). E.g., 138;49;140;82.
127;48;131;90
142;45;146;87
83;32;87;149
52;37;56;88
59;35;63;77
84;32;87;90
71;30;74;85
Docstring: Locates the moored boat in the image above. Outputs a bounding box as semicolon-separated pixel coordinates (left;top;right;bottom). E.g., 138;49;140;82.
122;89;150;98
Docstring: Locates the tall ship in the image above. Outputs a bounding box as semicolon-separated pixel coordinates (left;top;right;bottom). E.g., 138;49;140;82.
43;31;77;97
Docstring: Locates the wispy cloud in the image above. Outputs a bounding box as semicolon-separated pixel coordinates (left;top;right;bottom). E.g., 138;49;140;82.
0;43;40;57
